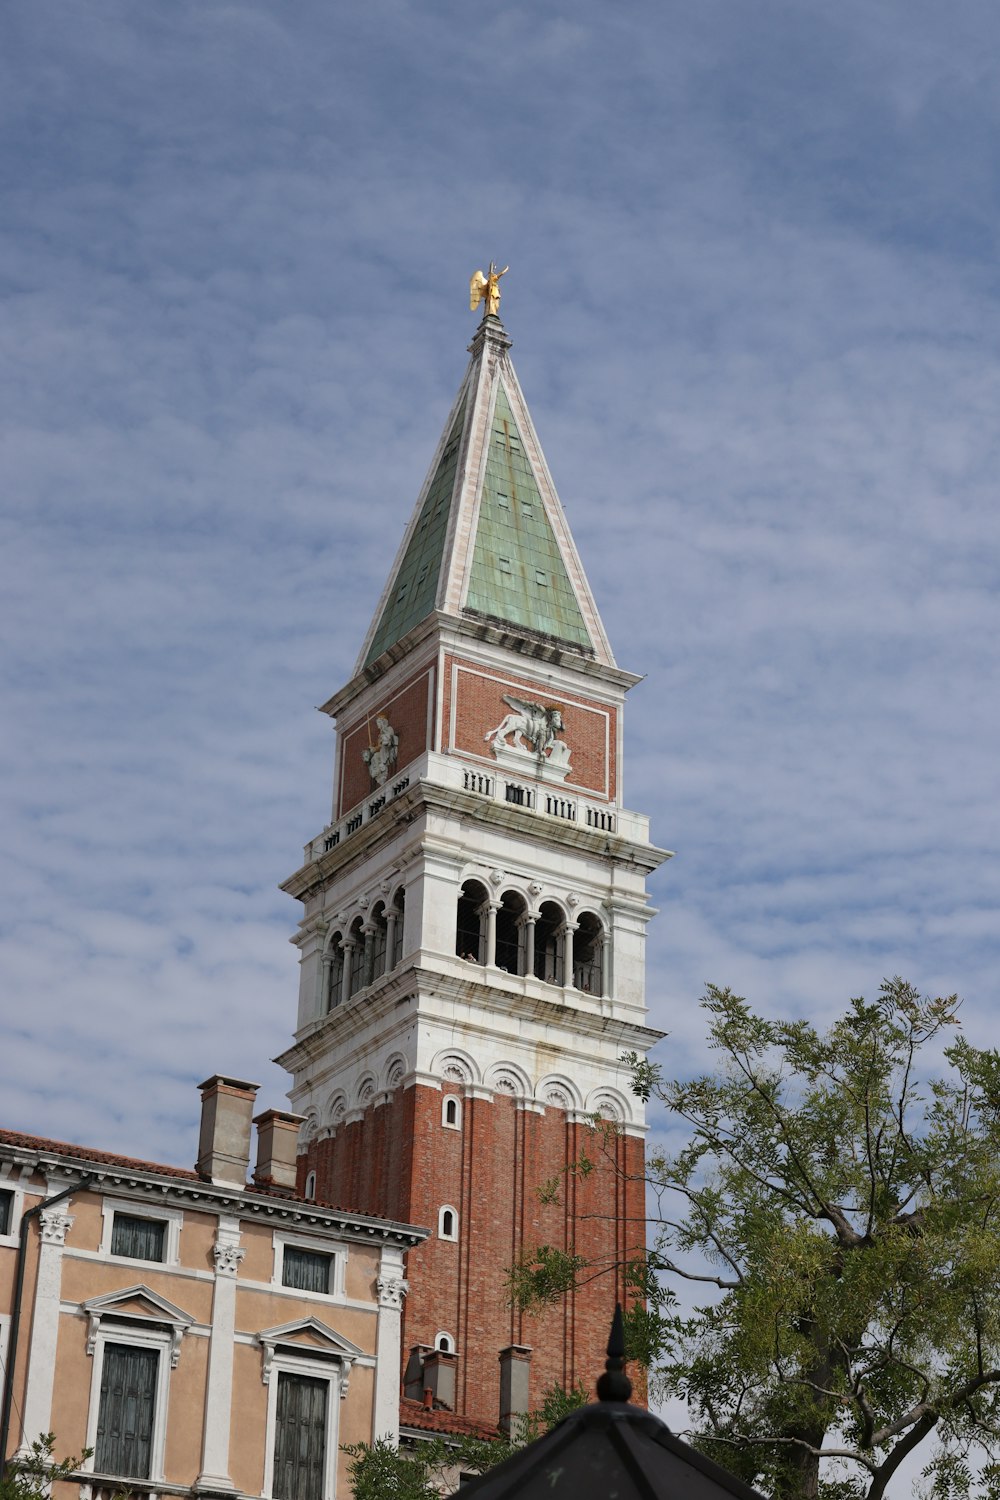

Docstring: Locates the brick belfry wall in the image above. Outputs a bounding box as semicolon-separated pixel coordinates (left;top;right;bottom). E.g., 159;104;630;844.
298;1084;647;1426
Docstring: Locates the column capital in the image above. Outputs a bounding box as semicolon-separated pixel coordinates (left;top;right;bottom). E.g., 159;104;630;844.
376;1273;409;1310
38;1209;73;1246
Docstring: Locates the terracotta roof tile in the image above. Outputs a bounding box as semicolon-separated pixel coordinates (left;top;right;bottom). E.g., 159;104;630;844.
0;1127;201;1180
0;1127;428;1237
399;1399;501;1440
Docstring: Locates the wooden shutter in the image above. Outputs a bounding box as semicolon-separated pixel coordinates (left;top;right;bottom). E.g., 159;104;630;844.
95;1343;159;1478
272;1373;328;1500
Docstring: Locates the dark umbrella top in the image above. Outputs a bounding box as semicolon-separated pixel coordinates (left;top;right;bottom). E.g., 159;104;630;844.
457;1309;767;1500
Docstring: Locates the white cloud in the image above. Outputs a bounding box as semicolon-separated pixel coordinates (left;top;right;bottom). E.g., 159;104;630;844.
1;8;997;1484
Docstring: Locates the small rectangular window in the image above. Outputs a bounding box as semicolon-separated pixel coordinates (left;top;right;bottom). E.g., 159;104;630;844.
498;557;512;575
395;582;408;602
522;502;533;520
282;1247;332;1294
95;1343;158;1478
497;492;510;509
0;1190;12;1236
535;569;548;586
111;1214;166;1263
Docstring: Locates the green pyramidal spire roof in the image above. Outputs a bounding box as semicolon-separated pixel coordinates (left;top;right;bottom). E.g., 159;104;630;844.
358;316;616;672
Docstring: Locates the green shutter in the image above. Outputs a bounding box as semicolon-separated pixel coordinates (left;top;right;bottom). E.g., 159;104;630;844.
273;1373;328;1500
95;1343;158;1478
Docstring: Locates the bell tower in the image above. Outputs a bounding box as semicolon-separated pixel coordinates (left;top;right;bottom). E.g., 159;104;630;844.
277;306;670;1430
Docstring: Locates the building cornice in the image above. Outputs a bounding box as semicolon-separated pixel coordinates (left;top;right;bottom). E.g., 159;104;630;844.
0;1142;427;1247
282;776;671;905
275;958;664;1081
322;611;642;721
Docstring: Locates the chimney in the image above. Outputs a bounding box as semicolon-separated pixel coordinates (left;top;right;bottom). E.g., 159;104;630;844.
499;1345;532;1435
253;1108;305;1192
404;1345;433;1401
196;1075;259;1187
421;1349;458;1410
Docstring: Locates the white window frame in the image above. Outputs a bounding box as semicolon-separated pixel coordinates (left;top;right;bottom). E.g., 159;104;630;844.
83;1324;174;1484
0;1179;25;1249
99;1199;183;1267
271;1230;346;1298
438;1205;458;1242
0;1313;10;1374
441;1096;461;1131
261;1351;345;1500
433;1331;455;1353
304;1171;317;1202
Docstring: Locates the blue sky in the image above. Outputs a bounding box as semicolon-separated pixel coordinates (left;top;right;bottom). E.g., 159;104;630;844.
2;1;998;1207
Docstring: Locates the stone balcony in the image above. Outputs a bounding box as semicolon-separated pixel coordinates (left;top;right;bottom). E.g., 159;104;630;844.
302;752;652;864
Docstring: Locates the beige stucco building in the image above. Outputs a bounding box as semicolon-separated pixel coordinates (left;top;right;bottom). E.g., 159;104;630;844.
0;1075;426;1500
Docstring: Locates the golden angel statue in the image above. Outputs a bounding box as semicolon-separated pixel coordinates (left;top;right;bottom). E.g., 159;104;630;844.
470;261;509;317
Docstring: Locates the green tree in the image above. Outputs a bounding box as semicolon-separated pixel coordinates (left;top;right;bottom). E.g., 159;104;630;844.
0;1436;91;1500
343;1384;587;1497
511;980;1000;1500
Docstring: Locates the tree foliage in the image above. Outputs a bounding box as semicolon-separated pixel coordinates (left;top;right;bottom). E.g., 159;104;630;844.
343;1384;588;1497
0;1436;91;1500
513;979;1000;1499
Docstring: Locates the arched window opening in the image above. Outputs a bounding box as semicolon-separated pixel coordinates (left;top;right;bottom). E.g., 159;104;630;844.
438;1205;458;1241
325;933;344;1012
456;879;488;964
369;901;389;985
442;1095;461;1130
573;912;604;994
534;902;565;986
495;891;527;974
435;1332;454;1353
304;1171;316;1202
348;916;365;998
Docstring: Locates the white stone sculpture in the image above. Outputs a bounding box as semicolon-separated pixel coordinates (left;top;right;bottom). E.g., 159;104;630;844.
485;695;564;756
484;695;573;783
363;716;399;786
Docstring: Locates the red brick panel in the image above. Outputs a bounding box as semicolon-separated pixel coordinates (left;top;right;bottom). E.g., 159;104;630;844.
442;654;617;801
300;1086;645;1429
337;666;434;818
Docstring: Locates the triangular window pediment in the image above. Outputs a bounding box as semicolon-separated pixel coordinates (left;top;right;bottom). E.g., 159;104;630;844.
82;1284;193;1366
257;1316;364;1387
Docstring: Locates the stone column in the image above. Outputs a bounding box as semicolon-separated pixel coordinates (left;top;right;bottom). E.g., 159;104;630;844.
321;955;333;1013
559;924;577;988
340;940;354;1006
197;1217;245;1491
362;924;376;989
522;916;536;979
600;934;610;998
373;1247;408;1442
385;909;398;972
17;1199;74;1454
483;902;499;968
